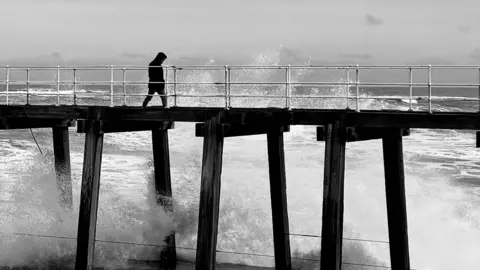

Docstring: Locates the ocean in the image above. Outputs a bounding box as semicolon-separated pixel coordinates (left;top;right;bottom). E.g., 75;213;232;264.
0;46;480;269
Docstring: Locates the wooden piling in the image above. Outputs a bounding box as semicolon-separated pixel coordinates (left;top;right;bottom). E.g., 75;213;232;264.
266;125;292;270
52;126;73;209
195;113;225;270
152;124;177;268
382;128;411;270
75;120;104;270
476;131;480;148
320;120;347;270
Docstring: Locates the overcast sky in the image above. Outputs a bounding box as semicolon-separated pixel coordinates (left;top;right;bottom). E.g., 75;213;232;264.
1;0;480;64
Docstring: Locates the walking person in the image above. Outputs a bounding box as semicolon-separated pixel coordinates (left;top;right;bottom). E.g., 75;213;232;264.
143;52;167;108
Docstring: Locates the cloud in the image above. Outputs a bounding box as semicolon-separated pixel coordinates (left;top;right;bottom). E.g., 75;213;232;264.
339;53;373;60
51;52;62;59
1;52;66;66
470;47;480;60
365;14;383;26
410;57;456;65
458;26;471;34
121;52;149;58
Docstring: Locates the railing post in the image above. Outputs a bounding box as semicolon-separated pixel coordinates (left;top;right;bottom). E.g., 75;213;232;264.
478;68;480;112
57;65;60;106
173;67;177;107
227;66;231;108
285;66;288;108
345;67;350;109
225;65;229;109
5;65;9;105
408;67;413;111
355;65;360;112
110;65;114;107
122;68;126;106
286;65;291;109
164;66;169;108
428;65;432;113
288;65;290;110
26;68;30;105
73;68;77;106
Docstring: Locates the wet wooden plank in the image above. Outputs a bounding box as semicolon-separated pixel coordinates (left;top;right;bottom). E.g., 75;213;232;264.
0;105;87;119
1;105;480;130
0;118;74;129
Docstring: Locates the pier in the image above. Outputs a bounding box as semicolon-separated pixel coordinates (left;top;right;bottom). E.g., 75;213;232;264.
1;64;480;269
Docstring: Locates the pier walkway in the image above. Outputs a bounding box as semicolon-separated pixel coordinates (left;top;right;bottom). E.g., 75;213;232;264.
1;64;480;270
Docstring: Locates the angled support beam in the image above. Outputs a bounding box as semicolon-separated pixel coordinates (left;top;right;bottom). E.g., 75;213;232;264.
77;120;174;134
52;126;73;209
151;123;176;268
75;120;104;270
195;113;224;270
317;126;410;142
382;128;411;270
195;123;290;138
266;124;291;270
320;119;347;270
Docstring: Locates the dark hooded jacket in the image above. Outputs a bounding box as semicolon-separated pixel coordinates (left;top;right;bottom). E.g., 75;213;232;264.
149;52;167;84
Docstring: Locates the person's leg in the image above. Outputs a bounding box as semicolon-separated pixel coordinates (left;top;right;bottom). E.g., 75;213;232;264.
143;87;156;108
157;84;167;107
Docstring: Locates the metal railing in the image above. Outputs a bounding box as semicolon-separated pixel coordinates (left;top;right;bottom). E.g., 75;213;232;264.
1;64;480;112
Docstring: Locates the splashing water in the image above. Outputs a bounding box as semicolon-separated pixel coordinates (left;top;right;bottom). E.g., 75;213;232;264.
164;46;377;110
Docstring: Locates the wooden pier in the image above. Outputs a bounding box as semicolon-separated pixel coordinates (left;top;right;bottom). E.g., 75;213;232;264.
1;104;480;270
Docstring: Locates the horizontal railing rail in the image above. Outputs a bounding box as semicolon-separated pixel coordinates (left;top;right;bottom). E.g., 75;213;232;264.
1;65;480;112
3;64;480;69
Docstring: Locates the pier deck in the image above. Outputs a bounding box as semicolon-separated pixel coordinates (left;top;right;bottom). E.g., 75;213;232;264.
2;105;480;130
